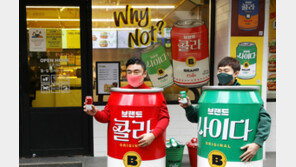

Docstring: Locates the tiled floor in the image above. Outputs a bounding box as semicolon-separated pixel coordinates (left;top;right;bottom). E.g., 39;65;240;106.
20;152;276;167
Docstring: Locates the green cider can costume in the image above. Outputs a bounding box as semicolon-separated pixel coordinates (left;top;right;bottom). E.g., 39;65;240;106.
197;86;263;167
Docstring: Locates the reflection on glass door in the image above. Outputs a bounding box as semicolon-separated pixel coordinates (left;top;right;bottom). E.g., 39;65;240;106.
26;6;82;107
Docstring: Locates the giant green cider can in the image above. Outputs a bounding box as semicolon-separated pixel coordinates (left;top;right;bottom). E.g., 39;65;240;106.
197;86;263;167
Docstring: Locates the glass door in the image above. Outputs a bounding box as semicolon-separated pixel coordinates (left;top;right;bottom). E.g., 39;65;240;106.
26;6;82;107
20;0;93;157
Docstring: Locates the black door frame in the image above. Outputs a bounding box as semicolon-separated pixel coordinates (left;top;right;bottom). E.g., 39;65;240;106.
20;0;93;157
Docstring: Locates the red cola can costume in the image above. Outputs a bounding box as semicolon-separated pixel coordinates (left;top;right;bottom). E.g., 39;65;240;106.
106;87;166;167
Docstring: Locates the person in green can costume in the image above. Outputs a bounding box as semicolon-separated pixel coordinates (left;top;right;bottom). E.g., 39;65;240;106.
179;57;271;162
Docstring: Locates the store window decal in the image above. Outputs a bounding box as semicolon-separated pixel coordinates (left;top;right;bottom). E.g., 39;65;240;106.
113;5;166;49
91;0;211;103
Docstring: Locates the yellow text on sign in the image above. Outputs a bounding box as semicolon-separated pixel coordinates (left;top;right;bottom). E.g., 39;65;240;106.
46;29;62;52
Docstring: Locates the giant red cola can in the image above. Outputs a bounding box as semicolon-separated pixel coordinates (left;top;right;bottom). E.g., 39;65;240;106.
171;19;209;88
107;88;166;167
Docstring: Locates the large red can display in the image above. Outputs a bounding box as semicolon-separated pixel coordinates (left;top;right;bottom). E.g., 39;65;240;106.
107;88;166;167
171;19;210;88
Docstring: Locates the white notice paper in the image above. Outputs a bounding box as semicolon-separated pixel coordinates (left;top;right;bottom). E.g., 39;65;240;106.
29;29;46;52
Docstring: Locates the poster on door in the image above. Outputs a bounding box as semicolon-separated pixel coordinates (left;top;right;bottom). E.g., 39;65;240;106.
46;29;62;52
29;29;46;52
62;29;81;49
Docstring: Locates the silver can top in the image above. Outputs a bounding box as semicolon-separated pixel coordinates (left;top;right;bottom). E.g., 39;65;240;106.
202;86;260;91
174;19;204;28
141;43;162;54
111;87;164;93
238;42;256;47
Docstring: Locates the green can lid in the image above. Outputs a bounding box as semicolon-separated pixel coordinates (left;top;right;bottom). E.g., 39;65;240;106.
202;86;260;91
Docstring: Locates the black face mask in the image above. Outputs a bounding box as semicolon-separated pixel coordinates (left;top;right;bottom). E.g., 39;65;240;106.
217;73;233;85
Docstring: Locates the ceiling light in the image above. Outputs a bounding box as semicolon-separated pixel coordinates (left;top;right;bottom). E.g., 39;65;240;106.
27;18;162;22
27;28;142;31
92;5;175;9
26;5;175;9
27;19;80;21
26;6;79;9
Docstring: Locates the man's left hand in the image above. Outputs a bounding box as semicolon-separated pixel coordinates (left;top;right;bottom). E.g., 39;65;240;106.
138;133;155;147
240;143;261;162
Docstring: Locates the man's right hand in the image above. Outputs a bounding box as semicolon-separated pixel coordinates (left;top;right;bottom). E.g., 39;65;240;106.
83;102;97;116
178;96;191;109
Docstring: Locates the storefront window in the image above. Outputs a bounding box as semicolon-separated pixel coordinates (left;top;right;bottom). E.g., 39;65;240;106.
92;0;211;103
26;6;82;107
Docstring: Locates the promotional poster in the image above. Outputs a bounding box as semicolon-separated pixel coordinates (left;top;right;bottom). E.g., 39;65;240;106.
231;0;265;36
230;37;264;90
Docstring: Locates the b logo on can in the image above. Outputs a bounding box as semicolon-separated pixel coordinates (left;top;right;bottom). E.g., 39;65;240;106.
243;62;249;68
186;57;196;67
123;151;142;167
208;150;227;167
157;68;165;76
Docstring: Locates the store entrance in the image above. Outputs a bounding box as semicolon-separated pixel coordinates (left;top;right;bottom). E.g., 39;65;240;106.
20;0;93;157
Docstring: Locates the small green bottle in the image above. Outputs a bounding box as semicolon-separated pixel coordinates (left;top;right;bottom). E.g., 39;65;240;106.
170;138;178;147
179;91;188;104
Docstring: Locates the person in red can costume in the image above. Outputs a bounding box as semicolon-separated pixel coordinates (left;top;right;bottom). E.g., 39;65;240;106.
83;57;170;148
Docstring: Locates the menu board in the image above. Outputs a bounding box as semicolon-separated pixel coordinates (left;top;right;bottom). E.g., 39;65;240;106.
96;62;120;95
92;30;117;49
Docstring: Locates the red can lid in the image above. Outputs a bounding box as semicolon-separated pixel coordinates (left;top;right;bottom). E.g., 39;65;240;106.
191;137;198;143
85;96;93;104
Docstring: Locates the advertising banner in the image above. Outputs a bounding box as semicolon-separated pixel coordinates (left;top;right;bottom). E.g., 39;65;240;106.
230;37;264;87
231;0;265;36
141;44;174;88
171;19;210;88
